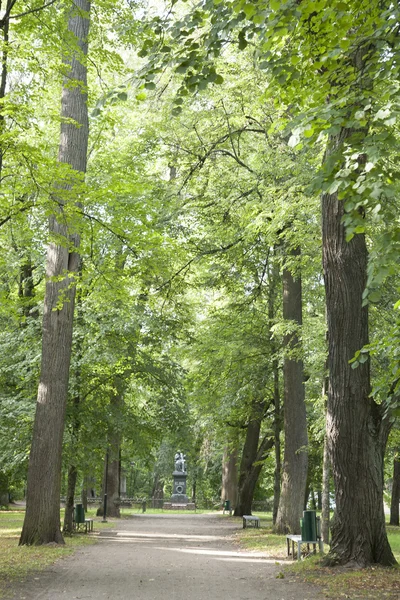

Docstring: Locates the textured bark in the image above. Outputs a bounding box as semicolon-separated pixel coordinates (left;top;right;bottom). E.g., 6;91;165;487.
275;249;308;534
221;442;238;510
322;147;395;565
234;399;274;516
20;1;90;546
389;457;400;526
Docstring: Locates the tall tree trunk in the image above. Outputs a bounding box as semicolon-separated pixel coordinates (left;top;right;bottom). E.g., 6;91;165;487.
389;455;400;526
234;399;273;516
275;248;308;534
221;441;238;510
20;0;90;546
322;139;395;565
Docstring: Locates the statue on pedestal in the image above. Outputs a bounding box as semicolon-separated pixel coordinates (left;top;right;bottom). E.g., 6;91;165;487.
174;452;186;473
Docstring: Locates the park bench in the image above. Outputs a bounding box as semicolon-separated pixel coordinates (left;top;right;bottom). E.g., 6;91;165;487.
286;514;323;560
242;515;260;528
73;504;94;534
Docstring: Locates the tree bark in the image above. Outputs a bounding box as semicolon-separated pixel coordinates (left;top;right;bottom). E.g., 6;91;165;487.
389;456;400;526
20;0;90;546
322;143;395;565
275;248;308;534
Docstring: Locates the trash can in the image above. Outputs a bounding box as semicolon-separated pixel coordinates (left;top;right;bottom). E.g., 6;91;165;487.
75;503;85;524
224;500;230;512
302;510;317;541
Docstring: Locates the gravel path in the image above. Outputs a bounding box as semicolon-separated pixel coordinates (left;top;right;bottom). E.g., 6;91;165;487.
10;513;321;600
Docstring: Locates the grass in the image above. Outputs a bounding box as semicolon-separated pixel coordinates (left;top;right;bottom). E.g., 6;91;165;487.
0;507;115;599
233;512;400;599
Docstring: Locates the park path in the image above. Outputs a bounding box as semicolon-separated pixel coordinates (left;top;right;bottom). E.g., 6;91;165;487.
10;513;320;600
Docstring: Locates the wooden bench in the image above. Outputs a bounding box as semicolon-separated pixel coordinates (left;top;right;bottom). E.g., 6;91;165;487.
243;515;260;528
286;534;323;560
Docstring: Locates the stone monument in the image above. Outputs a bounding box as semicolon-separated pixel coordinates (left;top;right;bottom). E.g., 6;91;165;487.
163;452;195;510
171;452;189;504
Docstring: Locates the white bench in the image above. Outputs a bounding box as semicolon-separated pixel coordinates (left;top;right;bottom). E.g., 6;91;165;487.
286;534;323;560
242;515;260;528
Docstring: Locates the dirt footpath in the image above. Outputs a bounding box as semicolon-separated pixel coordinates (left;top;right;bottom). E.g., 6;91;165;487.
10;513;320;600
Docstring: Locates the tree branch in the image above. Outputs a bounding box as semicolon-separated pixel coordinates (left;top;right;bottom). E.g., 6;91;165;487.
8;0;59;21
155;237;244;291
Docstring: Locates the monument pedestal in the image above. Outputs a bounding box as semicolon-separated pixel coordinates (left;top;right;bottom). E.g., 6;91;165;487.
170;471;188;504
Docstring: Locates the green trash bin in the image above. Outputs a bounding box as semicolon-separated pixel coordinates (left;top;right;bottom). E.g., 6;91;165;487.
302;510;317;540
75;503;85;524
224;500;230;511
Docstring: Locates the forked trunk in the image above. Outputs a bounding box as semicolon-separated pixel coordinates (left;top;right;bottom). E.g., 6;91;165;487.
234;400;273;517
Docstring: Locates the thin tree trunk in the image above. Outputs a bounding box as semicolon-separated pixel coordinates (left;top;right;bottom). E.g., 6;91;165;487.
322;427;331;543
389;456;400;526
98;381;124;518
268;255;281;525
321;359;331;543
63;465;78;534
81;478;88;512
0;0;11;180
20;0;90;546
275;247;308;534
322;129;395;565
